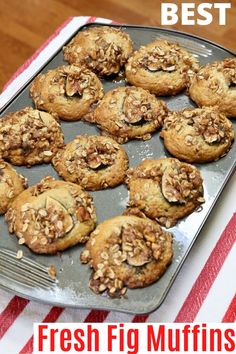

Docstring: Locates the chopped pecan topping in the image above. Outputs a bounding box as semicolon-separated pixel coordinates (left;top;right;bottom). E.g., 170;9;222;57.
31;176;55;196
194;111;229;144
122;95;153;124
122;226;152;266
164;109;232;145
162;163;202;204
126;164;163;184
196;59;236;93
95;39;122;64
83;38;124;75
0;163;27;204
5;207;16;233
63;26;132;76
139;45;179;72
65;138;118;172
62;67;101;98
135;41;198;75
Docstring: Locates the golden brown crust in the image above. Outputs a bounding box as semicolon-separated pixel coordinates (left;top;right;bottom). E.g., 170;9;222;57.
0;107;64;166
0;161;28;214
63;26;133;76
80;215;173;297
5;176;96;254
125;39;199;96
125;158;204;227
160;107;234;163
52;135;129;191
189;58;236;118
30;65;104;121
90;86;168;143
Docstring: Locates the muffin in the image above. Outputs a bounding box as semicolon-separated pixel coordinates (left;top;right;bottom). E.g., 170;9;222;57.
125;158;205;227
52;135;129;191
5;176;96;254
0;107;64;166
89;86;168;143
189;58;236;118
81;215;173;297
30;65;104;121
63;26;133;76
125;39;199;95
160;107;234;162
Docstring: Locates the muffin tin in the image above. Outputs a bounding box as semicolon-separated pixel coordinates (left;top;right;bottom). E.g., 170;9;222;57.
0;23;235;314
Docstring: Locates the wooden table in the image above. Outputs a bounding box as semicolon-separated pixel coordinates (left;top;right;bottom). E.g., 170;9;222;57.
0;0;235;91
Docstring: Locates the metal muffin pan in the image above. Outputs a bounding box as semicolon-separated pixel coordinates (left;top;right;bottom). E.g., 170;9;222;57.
0;23;235;314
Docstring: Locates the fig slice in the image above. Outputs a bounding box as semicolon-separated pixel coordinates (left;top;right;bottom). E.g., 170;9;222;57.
88;159;102;169
147;63;161;72
203;132;219;144
122;229;152;266
161;166;186;204
123;96;143;124
163;65;176;72
126;242;152;266
46;196;74;236
86;152;113;170
38;111;51;125
65;74;84;97
86;153;102;169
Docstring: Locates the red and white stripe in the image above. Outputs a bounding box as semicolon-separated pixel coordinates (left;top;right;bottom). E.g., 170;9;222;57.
0;16;235;354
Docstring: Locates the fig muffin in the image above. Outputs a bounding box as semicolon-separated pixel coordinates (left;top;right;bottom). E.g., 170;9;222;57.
5;176;96;254
160;107;234;163
189;58;236;118
30;65;104;121
125;158;205;227
63;26;133;76
52;135;129;191
0;107;64;166
125;39;199;96
89;86;168;143
80;215;173;297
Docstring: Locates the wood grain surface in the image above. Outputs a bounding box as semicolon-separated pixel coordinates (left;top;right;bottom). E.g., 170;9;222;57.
0;0;235;91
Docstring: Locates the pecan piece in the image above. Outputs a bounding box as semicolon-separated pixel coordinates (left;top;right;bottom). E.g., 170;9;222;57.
76;205;91;221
